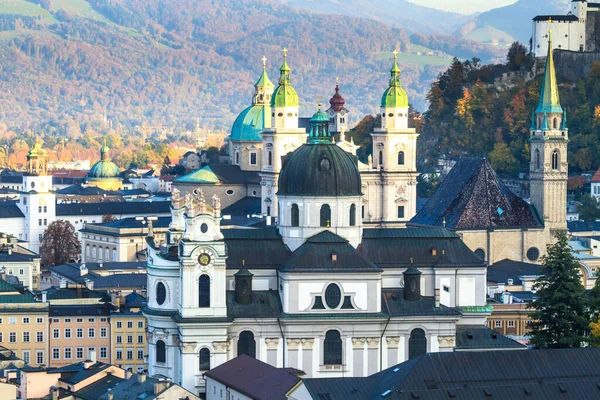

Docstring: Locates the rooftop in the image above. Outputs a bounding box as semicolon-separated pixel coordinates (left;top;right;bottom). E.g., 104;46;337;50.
487;259;540;285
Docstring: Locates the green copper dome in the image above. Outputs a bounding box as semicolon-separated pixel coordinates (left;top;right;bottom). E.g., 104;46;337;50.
271;49;299;107
174;165;220;184
88;160;120;179
88;143;120;180
27;143;48;159
231;105;268;142
381;52;408;108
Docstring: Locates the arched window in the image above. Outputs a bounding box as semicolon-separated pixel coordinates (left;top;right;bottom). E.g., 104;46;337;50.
552;150;559;170
379;151;384;166
349;204;356;226
320;204;331;227
199;348;210;371
534;149;541;170
474;248;485;261
291;204;300;227
268;151;273;166
156;340;166;363
92;246;97;259
238;331;256;358
199;275;210;308
105;248;110;262
235;152;240;164
86;245;90;257
112;249;116;261
98;247;103;261
409;328;427;360
553;117;557;129
324;330;342;365
156;282;166;305
398;151;405;165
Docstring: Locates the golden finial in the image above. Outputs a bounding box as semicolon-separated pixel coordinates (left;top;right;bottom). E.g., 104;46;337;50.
317;95;323;110
548;17;552;39
393;49;398;61
410;257;413;264
326;219;331;228
283;48;288;59
335;77;339;86
242;259;245;266
261;56;267;69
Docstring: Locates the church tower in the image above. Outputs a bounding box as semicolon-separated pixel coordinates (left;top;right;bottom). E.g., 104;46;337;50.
326;79;350;139
18;142;55;253
529;32;568;235
260;49;307;217
362;51;418;227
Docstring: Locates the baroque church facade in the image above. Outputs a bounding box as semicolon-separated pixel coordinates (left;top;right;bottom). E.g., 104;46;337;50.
144;40;567;396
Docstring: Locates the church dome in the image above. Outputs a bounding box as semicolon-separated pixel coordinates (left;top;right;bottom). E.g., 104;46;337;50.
88;144;120;180
278;110;361;197
230;105;268;142
329;84;346;112
381;52;408;108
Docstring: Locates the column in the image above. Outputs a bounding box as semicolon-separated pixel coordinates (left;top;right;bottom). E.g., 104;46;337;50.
212;341;230;369
179;342;198;392
287;339;300;369
437;336;455;352
301;339;314;378
265;338;279;367
399;335;407;362
430;334;439;353
352;338;365;377
386;337;400;368
366;338;379;375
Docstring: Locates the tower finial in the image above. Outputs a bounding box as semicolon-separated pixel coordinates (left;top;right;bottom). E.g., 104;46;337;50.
335;76;339;86
317;95;322;110
262;56;267;69
393;49;398;61
283;47;288;59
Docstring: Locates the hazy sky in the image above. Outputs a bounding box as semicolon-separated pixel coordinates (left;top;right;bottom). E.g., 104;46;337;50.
406;0;518;15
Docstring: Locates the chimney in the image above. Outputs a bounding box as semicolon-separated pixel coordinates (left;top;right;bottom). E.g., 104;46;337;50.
124;369;132;380
85;279;94;291
59;279;67;289
80;263;88;276
154;379;170;395
51;386;59;400
107;388;114;400
42;291;47;303
435;288;440;308
137;372;147;383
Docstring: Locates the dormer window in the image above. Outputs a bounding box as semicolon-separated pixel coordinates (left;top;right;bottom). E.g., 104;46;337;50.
430;247;437;256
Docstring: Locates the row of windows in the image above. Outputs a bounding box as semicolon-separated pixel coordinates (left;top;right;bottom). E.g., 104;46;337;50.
154;329;428;368
290;204;357;227
21;350;45;365
116;334;145;344
114;320;144;329
156;279;211;309
234;152;258;166
533;149;562;171
0;317;43;324
377;151;405;166
115;348;145;361
0;331;44;343
474;247;539;262
493;320;516;328
38;219;48;226
52;346;109;360
51;317;108;323
86;245;117;262
52;327;109;339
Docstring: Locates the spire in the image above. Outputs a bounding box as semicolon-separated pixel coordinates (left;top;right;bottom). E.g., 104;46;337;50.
329;77;346;112
389;49;401;87
254;56;273;89
279;48;290;85
271;48;299;108
308;99;331;144
536;28;563;114
530;111;536;130
381;49;408;108
561;109;568;130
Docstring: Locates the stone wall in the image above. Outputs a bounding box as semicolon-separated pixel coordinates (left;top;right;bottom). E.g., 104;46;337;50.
554;49;600;82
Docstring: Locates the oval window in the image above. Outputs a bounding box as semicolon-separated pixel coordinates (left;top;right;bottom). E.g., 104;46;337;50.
388;113;394;117
287;113;293;117
324;284;342;309
156;282;166;305
200;223;208;233
226;190;234;196
527;247;540;262
278;112;283;117
31;182;35;189
319;158;331;171
409;279;417;293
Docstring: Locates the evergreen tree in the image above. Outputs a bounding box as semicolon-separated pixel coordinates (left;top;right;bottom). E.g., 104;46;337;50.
578;194;600;222
528;233;589;348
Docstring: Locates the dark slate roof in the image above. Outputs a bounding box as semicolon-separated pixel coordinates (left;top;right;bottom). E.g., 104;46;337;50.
0;277;22;293
487;258;540;285
44;286;110;301
92;273;147;289
222;228;291;270
568;220;600;232
282;231;381;273
277;143;362;197
382;289;461;317
455;325;526;350
409;158;543;230
360;228;485;268
0;201;24;218
222;196;261;216
86;261;145;271
226;290;282;319
124;291;146;308
55;184;108;196
533;15;579;21
50;304;113;317
59;362;112;384
0;248;38;262
204;354;301;400
56;201;170;216
72;374;126;400
50;264;100;283
81;216;170;232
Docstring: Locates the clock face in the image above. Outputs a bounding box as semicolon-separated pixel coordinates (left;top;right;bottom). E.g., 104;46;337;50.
198;253;211;266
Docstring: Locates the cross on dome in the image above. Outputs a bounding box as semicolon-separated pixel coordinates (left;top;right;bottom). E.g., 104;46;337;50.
283;48;288;59
262;56;267;68
393;49;398;60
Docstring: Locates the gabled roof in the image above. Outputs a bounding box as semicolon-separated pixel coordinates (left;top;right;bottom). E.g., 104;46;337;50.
455;325;526;350
0;201;24;218
204;355;301;400
281;231;381;273
409;158;543;230
226;290;282;319
382;289;460;317
360;228;485;268
591;168;600;183
487;259;540;285
223;228;291;270
59;362;114;385
80;216;170;233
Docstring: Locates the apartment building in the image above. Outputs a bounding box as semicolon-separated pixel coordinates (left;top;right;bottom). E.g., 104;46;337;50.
110;291;147;372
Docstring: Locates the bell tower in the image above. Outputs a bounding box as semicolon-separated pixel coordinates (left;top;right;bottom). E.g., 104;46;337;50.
529;31;568;235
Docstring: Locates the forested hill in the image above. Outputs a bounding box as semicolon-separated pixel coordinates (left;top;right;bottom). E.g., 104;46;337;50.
418;44;600;176
0;0;502;136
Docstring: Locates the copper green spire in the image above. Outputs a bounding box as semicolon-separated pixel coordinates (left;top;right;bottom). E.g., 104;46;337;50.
536;30;563;114
381;50;408;108
254;56;273;89
271;48;299;107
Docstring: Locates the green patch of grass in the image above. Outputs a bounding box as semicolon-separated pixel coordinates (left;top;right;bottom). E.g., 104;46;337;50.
0;28;60;40
0;0;57;22
51;0;114;24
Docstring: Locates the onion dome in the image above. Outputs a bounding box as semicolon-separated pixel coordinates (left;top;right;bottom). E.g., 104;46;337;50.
88;143;120;180
277;108;362;197
271;48;299;108
27;143;48;160
329;82;346;112
381;50;408;108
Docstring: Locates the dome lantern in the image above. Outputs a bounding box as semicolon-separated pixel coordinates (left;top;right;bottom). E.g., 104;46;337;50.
380;50;409;109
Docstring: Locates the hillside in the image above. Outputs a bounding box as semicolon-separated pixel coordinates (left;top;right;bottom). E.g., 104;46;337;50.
0;0;504;138
456;0;567;45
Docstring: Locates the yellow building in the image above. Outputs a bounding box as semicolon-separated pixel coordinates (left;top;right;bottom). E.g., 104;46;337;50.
86;143;123;191
0;278;49;366
110;291;147;372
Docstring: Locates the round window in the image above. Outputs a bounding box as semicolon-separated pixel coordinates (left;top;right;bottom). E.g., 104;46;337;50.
287;113;293;117
388;113;394;117
278;112;283;117
156;282;166;305
31;181;35;189
527;247;540;262
200;223;208;233
474;248;485;261
226;190;234;196
252;190;257;196
319;158;331;171
324;284;342;309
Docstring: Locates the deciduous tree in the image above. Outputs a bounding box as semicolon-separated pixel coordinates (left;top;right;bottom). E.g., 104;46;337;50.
39;220;81;267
